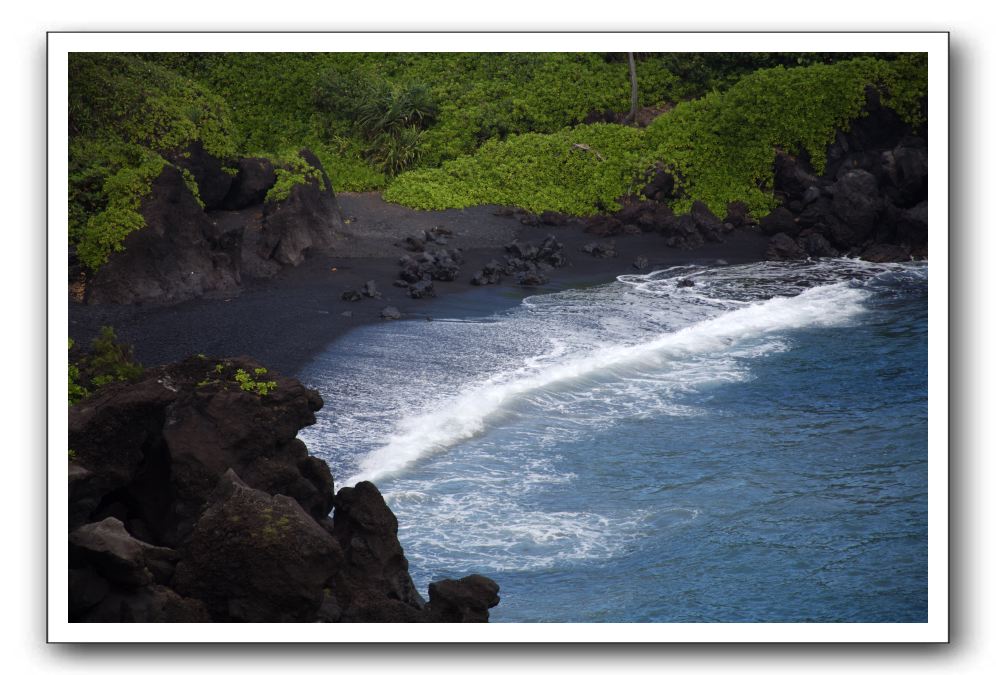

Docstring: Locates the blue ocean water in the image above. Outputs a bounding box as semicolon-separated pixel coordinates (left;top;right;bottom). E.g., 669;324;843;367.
298;260;928;622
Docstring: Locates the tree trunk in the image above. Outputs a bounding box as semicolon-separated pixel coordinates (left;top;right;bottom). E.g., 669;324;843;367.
626;52;638;124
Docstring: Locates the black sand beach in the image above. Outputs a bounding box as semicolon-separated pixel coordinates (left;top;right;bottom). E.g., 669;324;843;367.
68;192;770;377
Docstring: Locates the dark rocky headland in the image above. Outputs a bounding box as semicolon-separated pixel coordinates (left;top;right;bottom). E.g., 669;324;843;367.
69;355;500;622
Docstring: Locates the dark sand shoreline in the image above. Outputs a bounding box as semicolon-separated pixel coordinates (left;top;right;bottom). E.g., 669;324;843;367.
68;193;770;378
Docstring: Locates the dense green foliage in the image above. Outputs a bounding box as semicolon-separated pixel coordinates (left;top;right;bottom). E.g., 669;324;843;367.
69;53;238;271
68;327;144;405
386;55;927;217
69;51;926;267
385;124;646;215
641;54;927;215
140;52;688;188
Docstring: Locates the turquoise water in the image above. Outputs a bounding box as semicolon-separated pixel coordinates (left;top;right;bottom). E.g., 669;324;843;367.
298;260;928;622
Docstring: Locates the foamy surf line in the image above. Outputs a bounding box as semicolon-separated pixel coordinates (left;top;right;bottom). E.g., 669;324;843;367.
344;280;869;485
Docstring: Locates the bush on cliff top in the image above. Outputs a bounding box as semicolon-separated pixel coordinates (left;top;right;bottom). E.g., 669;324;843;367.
384;55;927;217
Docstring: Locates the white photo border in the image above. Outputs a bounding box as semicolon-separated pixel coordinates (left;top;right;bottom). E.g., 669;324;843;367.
48;31;949;643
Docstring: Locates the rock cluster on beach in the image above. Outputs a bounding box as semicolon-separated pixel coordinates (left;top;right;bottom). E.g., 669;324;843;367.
68;356;500;622
469;235;567;286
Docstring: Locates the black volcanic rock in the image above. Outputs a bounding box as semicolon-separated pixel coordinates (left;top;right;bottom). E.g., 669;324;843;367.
221;157;277;211
427;575;501;623
69;356;329;546
832;169;883;239
255;150;343;269
798;230;839;258
85;166;243;305
724;201;755;229
329;481;427;621
68;356;500;623
173;470;342;622
167;141;235;210
765;233;807;260
759;207;801;237
689;200;725;242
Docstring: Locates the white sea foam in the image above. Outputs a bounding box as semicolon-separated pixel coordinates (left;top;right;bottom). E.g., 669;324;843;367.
344;280;869;485
297;260;924;578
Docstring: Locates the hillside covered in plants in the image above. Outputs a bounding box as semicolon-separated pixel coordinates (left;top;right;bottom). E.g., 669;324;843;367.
68;51;926;277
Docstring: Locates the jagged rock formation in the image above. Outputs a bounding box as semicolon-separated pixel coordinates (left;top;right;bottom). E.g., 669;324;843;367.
67;356;500;622
84;149;344;306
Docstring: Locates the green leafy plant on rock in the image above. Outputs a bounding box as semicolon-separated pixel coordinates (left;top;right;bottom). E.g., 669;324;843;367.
234;367;277;396
68;327;144;404
264;152;326;203
68;339;88;405
385;55;927;219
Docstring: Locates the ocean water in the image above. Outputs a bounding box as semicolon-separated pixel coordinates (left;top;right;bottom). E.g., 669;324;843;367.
298;259;928;623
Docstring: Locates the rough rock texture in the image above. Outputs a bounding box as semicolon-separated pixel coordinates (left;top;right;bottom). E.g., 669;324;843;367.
84;147;344;305
758;91;928;262
173;470;342;622
221;157;277;211
427;575;501;622
68;356;330;546
765;232;807;260
597;91;927;263
251;150;342;270
68;357;499;623
85;166;243;306
467;235;566;287
329;481;428;622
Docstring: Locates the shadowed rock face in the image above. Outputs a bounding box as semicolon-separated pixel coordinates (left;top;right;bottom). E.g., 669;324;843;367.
85;165;244;306
254;149;342;269
83;148;344;306
757;93;928;262
67;356;500;623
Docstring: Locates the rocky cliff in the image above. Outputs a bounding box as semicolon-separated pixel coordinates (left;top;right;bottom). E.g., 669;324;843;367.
82;148;344;306
68;356;499;622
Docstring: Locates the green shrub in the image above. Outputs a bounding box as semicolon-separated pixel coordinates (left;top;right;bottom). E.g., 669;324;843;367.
263;151;327;203
642;54;928;215
385;123;646;215
386;55;927;218
74;152;167;270
84;326;144;387
68;339;88;406
69;53;238;271
68;327;144;403
234;367;277;396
